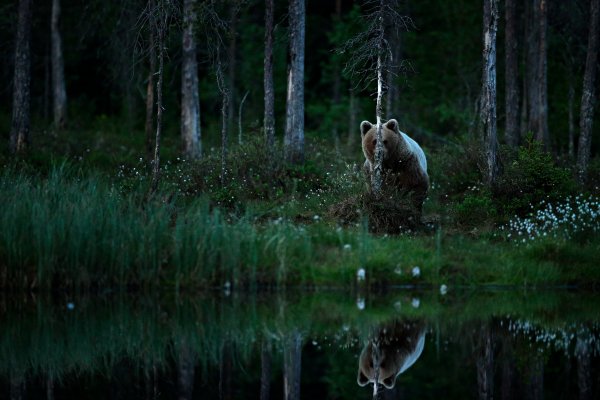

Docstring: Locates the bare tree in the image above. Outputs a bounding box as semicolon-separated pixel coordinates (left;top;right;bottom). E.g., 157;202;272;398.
181;0;202;160
576;0;599;184
149;0;170;195
264;0;275;150
504;0;519;147
145;0;157;161
51;0;67;129
10;0;33;154
338;0;410;199
198;1;229;186
479;0;501;186
227;1;239;137
284;0;306;165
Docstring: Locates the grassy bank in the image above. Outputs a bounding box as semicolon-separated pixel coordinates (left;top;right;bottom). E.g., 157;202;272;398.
1;166;599;289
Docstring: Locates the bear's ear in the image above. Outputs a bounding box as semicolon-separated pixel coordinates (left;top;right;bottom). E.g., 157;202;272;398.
385;119;399;133
357;371;370;387
382;375;397;389
360;121;373;136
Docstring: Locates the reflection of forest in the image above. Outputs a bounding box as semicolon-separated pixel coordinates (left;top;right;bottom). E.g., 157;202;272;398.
0;292;599;399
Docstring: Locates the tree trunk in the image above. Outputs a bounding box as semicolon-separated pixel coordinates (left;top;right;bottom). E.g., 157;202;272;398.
332;0;342;151
181;0;201;160
217;53;229;187
284;0;305;165
504;0;519;147
260;340;272;400
347;90;357;148
576;337;592;400
228;1;238;137
283;330;302;400
480;0;500;186
150;3;167;195
568;82;575;158
145;0;157;161
10;0;32;154
527;0;549;149
51;0;67;129
371;0;386;199
264;0;275;150
576;0;599;184
238;90;249;144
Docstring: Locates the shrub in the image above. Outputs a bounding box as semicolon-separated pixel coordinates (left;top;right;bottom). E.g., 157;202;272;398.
494;136;576;220
455;189;496;227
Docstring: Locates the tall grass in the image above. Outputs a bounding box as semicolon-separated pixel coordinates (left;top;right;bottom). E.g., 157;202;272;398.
1;166;599;289
0;166;345;289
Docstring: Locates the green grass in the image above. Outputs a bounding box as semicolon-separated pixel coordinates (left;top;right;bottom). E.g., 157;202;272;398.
0;165;599;289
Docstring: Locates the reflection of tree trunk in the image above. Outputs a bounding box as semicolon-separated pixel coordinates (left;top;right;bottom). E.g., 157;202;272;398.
576;337;591;400
220;340;233;400
10;372;25;400
283;330;302;400
500;338;514;400
476;324;494;400
177;340;196;400
46;377;54;400
260;340;272;400
525;355;543;400
145;364;158;400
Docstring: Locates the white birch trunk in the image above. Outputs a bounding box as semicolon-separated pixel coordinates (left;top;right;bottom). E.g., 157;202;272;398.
284;0;305;164
371;0;386;199
51;0;67;129
181;0;201;160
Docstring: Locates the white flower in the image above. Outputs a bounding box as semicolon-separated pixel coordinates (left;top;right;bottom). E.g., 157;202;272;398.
412;266;421;277
343;244;352;251
411;298;420;308
356;268;366;281
440;284;448;295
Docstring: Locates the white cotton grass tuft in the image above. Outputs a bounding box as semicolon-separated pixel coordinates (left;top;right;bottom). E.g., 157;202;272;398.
501;195;599;244
411;266;421;277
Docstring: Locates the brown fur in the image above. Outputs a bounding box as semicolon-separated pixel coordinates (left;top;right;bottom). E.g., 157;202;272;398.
361;120;429;212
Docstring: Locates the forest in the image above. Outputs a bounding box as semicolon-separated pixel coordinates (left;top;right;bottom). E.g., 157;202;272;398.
0;0;599;290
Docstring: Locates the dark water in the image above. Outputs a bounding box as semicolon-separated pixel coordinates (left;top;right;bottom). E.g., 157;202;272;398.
1;290;599;399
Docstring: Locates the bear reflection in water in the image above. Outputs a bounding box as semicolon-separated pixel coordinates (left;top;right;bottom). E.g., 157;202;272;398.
357;319;426;390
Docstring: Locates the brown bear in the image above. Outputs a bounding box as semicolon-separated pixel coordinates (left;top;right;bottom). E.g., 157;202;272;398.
357;319;426;390
361;119;429;212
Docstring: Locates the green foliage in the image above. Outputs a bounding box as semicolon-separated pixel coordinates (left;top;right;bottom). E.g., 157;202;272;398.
494;136;577;219
454;189;496;227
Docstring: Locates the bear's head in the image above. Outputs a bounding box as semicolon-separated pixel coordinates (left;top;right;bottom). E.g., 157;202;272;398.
360;119;402;166
357;342;401;389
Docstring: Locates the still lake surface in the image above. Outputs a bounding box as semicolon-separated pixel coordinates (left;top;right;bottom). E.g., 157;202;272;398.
0;290;598;399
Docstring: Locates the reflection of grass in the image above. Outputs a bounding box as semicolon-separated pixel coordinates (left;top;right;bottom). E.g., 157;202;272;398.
1;166;599;289
1;291;599;379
